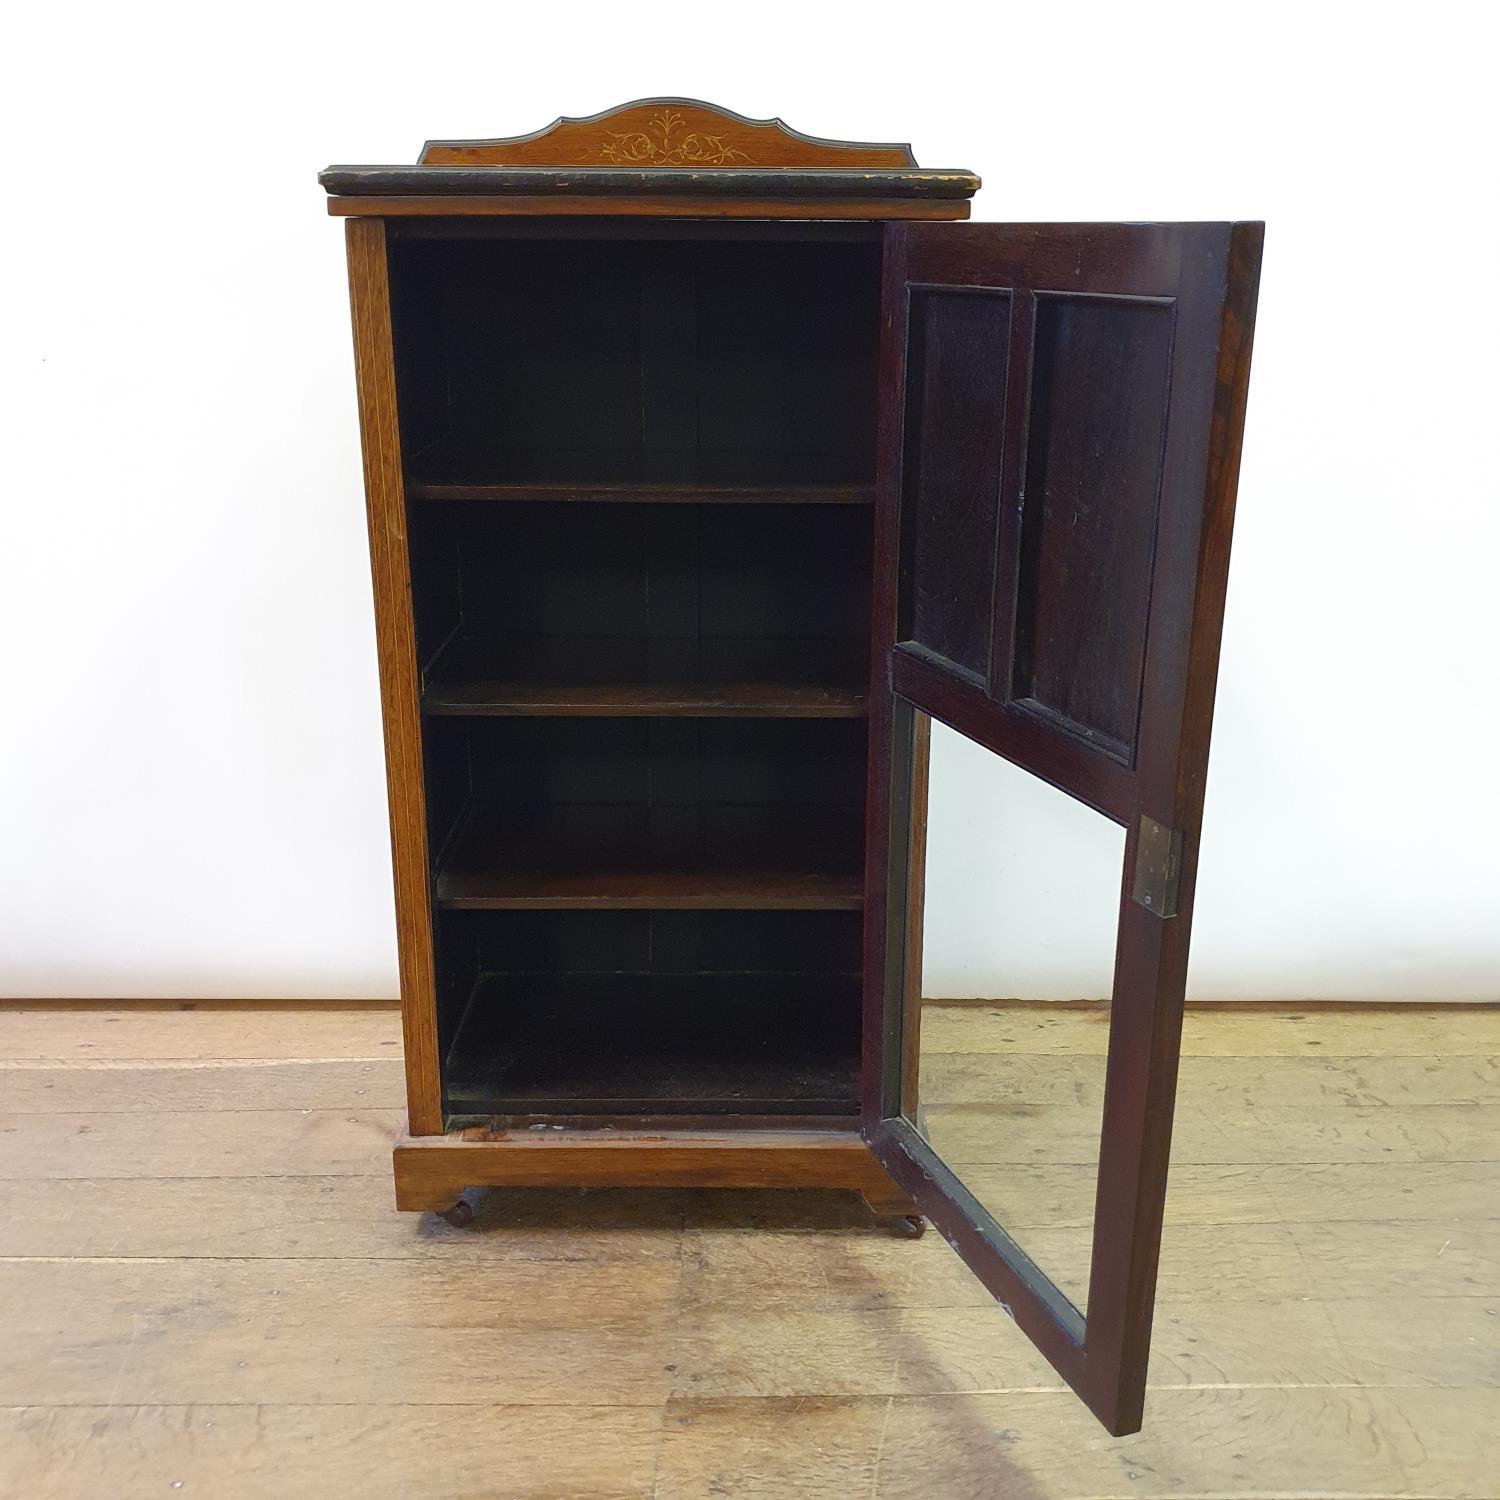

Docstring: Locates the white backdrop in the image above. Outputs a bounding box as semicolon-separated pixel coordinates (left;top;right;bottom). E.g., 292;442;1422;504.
3;3;1496;1001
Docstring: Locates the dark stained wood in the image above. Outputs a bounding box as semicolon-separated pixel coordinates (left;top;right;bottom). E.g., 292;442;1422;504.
417;99;924;169
389;236;880;492
425;680;865;720
426;687;866;719
344;218;443;1137
1012;293;1175;759
899;713;931;1116
424;682;866;719
436;714;867;835
405;502;871;672
420;635;868;719
406;477;874;504
443;973;860;1116
1085;221;1265;1435
421;634;865;718
900;286;1011;682
326;195;971;220
321;167;979;199
388;218;884;244
866;220;1264;1435
441;1112;864;1133
434;907;863;1118
860;219;913;1131
435;805;865;912
892;642;1136;822
442;906;862;970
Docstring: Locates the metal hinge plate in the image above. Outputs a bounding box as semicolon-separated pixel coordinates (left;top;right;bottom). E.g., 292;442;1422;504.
1131;815;1183;918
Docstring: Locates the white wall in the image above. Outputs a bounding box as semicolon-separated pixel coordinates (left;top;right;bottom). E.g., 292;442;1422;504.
2;3;1496;1001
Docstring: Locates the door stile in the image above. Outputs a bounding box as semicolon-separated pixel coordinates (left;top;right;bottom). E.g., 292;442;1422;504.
897;709;931;1122
1081;886;1193;1430
1080;221;1266;1430
859;223;912;1124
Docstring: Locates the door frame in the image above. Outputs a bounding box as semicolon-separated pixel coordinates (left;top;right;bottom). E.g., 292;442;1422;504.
859;219;1264;1435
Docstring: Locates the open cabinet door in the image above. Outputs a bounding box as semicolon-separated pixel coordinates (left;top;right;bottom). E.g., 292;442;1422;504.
863;221;1263;1434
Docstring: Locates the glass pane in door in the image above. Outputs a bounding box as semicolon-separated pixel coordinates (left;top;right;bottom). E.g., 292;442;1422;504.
914;715;1126;1312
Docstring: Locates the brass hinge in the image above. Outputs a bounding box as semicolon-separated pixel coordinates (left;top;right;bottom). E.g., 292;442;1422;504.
1131;815;1183;918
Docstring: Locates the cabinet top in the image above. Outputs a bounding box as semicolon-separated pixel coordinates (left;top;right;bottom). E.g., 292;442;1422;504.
319;98;980;221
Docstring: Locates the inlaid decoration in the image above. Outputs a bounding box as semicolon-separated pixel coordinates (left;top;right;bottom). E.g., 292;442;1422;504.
595;107;751;165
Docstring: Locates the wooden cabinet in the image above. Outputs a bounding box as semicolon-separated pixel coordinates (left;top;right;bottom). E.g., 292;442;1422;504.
324;100;1262;1434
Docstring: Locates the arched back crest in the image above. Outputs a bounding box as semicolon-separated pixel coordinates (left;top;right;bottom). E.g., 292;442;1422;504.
419;98;920;169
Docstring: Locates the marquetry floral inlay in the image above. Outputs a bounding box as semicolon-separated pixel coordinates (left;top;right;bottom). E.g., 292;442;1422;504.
594;108;752;166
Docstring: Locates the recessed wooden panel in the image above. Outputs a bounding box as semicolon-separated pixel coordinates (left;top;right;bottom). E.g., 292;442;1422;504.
899;288;1011;682
1010;293;1176;761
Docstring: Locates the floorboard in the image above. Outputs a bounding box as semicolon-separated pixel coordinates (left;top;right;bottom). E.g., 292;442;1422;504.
0;998;1494;1499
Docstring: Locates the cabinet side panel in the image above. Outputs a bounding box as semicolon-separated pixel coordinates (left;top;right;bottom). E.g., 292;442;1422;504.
345;217;443;1135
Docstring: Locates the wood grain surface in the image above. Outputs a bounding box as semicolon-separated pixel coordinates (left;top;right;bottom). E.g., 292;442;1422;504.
0;998;1495;1497
344;220;442;1135
416;99;924;170
325;195;971;219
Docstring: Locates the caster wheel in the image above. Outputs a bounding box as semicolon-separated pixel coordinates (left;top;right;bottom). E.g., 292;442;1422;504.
438;1199;474;1228
892;1214;927;1238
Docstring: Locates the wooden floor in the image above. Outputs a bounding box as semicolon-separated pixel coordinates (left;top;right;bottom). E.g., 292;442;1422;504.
0;1000;1495;1499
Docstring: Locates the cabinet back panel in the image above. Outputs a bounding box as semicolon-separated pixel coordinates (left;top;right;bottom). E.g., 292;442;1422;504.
389;237;879;483
449;909;863;977
447;718;868;809
420;713;471;862
409;502;871;667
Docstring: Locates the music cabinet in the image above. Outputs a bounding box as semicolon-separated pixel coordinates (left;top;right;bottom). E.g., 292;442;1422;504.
322;100;1261;1434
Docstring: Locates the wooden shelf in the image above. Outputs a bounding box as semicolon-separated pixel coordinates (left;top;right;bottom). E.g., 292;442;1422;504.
404;442;874;503
421;637;869;718
435;805;864;911
444;972;861;1116
409;477;875;504
425;679;868;717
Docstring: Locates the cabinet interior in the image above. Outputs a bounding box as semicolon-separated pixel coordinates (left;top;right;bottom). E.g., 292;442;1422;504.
390;229;880;1124
391;232;880;489
436;910;862;1122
